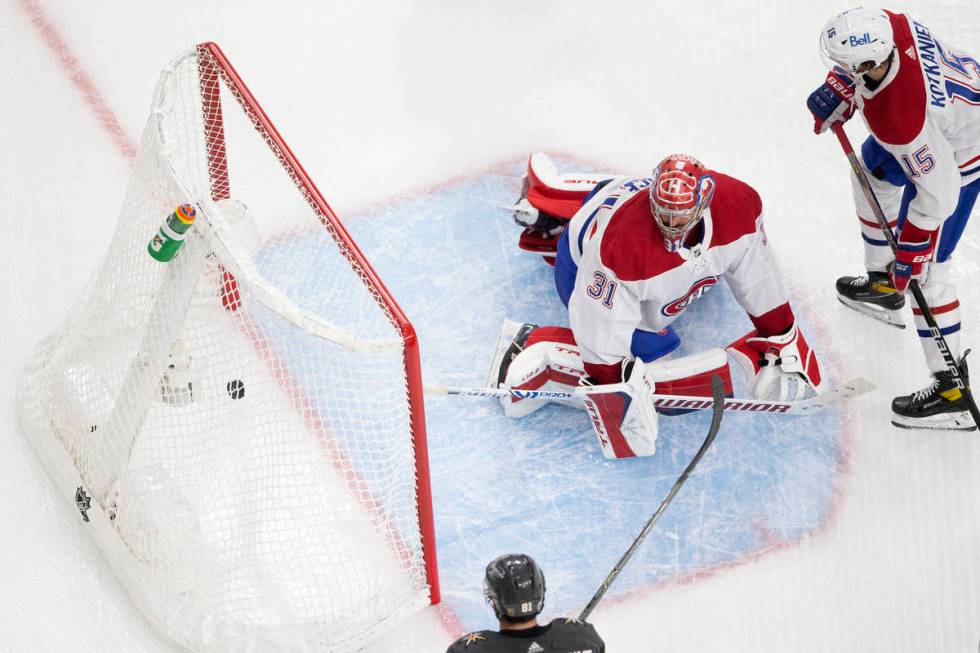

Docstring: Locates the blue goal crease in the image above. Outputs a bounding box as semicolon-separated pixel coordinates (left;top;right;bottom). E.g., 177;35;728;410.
258;159;845;633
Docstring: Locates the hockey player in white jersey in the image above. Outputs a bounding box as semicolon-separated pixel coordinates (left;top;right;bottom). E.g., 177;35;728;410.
494;153;826;459
807;7;980;430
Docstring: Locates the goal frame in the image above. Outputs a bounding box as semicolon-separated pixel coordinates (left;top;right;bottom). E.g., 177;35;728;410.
196;41;440;604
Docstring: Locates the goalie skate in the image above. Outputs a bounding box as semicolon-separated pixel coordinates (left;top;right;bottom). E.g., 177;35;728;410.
836;271;906;329
486;319;538;388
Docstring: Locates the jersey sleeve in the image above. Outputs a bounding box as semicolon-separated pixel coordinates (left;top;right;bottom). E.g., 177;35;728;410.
877;117;960;230
723;212;795;335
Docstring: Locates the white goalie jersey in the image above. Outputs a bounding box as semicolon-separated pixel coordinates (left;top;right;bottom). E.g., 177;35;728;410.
564;171;795;381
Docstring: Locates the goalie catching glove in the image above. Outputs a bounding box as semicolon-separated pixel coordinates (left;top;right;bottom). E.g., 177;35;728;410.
726;323;826;401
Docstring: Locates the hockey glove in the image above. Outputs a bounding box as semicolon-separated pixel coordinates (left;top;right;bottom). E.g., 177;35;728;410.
888;221;936;293
726;323;825;401
807;68;857;134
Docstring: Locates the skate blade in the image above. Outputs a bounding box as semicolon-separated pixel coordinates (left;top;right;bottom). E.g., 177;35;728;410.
891;411;978;432
837;296;905;329
485;319;525;388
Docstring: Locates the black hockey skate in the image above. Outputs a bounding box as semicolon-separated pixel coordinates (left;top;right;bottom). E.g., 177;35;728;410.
836;271;906;329
486;320;539;387
892;353;977;431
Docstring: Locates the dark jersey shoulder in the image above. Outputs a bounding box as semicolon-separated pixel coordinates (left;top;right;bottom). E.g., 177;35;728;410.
446;630;496;652
445;619;604;652
544;617;605;651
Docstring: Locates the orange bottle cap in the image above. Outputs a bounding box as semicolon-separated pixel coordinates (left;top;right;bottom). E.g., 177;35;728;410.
176;203;197;224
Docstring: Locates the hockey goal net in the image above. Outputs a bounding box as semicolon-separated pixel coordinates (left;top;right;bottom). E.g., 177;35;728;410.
18;42;438;652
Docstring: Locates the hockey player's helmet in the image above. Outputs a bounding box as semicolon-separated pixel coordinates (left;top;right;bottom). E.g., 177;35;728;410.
819;8;894;75
483;553;546;620
649;153;715;252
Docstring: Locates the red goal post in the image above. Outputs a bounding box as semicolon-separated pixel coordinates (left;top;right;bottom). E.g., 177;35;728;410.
196;41;441;603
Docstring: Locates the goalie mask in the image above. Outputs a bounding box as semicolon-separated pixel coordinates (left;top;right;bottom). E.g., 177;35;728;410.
650;154;716;252
483;553;546;620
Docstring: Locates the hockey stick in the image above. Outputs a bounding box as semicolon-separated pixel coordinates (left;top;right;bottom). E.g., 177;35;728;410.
424;376;874;416
830;123;980;430
577;375;725;621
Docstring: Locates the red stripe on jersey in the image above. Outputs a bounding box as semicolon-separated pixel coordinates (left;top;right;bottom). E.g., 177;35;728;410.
913;300;959;316
959;153;980;169
749;302;795;338
862;12;927;146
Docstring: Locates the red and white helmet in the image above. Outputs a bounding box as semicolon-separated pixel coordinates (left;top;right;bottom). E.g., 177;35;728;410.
649;154;716;252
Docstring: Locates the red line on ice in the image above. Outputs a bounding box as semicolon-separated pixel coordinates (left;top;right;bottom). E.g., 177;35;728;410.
18;0;138;161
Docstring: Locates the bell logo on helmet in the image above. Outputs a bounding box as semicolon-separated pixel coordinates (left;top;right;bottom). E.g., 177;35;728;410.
848;32;873;47
819;8;894;74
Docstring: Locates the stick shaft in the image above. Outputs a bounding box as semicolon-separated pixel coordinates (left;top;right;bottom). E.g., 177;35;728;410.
424;377;873;416
578;375;725;621
831;123;979;427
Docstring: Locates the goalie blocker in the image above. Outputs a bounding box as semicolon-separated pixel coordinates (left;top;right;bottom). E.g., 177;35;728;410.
491;320;824;459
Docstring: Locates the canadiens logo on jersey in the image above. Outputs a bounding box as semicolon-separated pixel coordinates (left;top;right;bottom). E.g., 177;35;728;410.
661;276;720;317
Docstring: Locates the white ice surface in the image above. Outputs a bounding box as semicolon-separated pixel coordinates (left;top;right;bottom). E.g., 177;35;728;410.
1;1;978;651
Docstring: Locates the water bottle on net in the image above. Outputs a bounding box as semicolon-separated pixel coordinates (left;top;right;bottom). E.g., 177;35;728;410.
147;203;196;262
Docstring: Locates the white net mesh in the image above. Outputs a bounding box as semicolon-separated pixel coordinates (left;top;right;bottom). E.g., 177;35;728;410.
18;44;434;652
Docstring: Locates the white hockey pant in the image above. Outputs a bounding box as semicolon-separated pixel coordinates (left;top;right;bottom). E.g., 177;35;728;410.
850;163;903;272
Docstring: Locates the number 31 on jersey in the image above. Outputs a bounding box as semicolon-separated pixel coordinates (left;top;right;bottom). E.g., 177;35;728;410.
586;271;618;308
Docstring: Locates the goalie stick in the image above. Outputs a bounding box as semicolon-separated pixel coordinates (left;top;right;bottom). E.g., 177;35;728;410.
578;375;725;621
831;123;980;431
424;376;874;416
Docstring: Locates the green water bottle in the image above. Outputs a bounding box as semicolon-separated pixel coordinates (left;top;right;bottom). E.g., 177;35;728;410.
147;203;197;262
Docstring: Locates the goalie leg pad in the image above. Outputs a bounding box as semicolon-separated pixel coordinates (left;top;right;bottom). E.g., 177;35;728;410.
496;326;585;418
524;152;607;220
581;362;658;459
645;348;733;415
